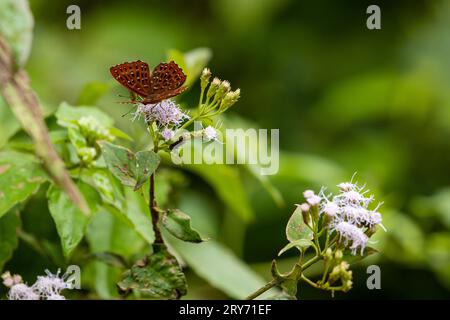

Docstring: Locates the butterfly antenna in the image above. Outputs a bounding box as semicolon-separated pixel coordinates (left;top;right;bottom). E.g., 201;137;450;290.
120;105;137;118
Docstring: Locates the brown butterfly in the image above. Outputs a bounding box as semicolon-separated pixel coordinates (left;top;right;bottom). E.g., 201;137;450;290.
110;60;187;104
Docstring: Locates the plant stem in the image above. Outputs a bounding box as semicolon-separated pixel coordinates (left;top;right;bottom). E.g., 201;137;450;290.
246;253;322;300
245;278;279;300
149;173;163;246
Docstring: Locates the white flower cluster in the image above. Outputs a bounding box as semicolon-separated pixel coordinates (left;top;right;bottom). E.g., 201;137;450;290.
133;99;189;128
2;270;69;300
203;125;218;141
302;178;385;255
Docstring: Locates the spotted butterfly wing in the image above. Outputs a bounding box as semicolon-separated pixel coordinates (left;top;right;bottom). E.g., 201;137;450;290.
110;60;187;104
110;60;151;97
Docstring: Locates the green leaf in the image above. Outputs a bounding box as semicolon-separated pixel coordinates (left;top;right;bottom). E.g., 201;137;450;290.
277;152;346;186
86;209;145;298
91;252;129;269
118;246;187;299
0;210;20;271
76;81;111;105
270;259;301;297
426;233;450;290
166;236;278;299
0;96;20;148
0;151;47;218
55;102;114;129
0;0;33;68
161;209;205;243
101;142;138;187
101;142;160;190
286;206;313;243
184;161;254;222
167;48;212;87
278;239;314;256
135;150;160;190
47;184;93;258
124;187;154;245
80;168;126;212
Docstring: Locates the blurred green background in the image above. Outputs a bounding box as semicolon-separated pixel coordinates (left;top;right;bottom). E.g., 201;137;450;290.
2;0;450;299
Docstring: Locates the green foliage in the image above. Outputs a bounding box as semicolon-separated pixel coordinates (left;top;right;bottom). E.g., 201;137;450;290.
0;150;46;218
1;0;449;300
0;97;20;149
161;209;205;243
167;236;277;299
286;206;314;243
118;246;187;299
101;141;160;190
0;0;33;68
47;185;93;258
0;210;20;271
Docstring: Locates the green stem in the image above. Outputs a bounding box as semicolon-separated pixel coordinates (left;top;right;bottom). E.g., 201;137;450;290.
246;254;322;300
301;274;319;288
245;278;280;300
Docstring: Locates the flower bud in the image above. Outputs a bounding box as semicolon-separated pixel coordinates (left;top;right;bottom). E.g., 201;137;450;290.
303;190;315;199
299;203;310;213
220;89;240;110
325;248;333;261
334;249;343;261
206;77;221;100
200;68;211;91
215;80;231;101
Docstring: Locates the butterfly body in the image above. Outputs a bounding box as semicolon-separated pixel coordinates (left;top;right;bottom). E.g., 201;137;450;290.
110;60;187;104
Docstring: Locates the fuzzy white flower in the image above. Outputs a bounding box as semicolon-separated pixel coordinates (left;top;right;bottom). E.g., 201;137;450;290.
46;293;66;300
298;203;310;213
337;182;355;192
332;221;369;255
8;284;39;300
203;126;218;141
322;201;339;217
133;99;189;127
303;190;315;199
32;269;68;298
306;195;321;206
161;128;175;141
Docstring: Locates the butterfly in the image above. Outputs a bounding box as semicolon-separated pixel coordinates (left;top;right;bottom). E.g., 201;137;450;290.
110;60;187;104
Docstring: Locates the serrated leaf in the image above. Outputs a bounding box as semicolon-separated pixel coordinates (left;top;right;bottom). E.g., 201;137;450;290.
278;239;314;256
286;206;313;243
134;150;160;190
0;210;20;271
162;209;205;243
47;184;94;258
118;246;187;299
0;0;33;68
0;151;47;218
